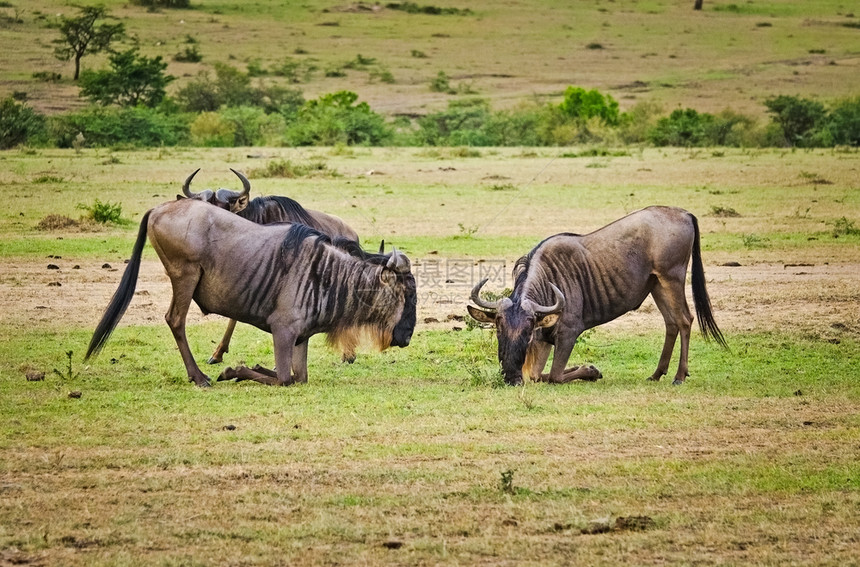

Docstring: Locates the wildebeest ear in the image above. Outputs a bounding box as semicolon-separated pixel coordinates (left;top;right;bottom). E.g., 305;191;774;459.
379;268;397;286
229;194;249;213
176;194;186;200
535;312;559;328
467;305;497;325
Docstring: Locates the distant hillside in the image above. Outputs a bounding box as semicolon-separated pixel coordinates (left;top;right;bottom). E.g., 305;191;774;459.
1;0;858;117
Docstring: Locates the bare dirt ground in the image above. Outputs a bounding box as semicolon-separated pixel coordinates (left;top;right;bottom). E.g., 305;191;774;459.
3;256;858;344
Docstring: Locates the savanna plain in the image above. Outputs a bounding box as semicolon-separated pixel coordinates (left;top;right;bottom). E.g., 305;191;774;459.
1;0;860;565
1;146;858;566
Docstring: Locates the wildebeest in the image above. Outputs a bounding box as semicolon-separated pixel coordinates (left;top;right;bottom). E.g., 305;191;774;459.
180;168;360;364
467;206;726;386
85;199;417;387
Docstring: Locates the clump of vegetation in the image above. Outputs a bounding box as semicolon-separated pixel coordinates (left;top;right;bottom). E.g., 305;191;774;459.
130;0;191;8
173;45;202;63
249;158;334;178
36;214;79;231
742;233;770;249
710;206;740;218
386;2;472;16
827;217;859;238
76;199;124;224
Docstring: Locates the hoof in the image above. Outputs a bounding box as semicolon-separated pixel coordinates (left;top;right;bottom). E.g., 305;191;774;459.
217;367;239;381
207;356;223;365
672;379;685;386
190;376;211;388
581;365;602;381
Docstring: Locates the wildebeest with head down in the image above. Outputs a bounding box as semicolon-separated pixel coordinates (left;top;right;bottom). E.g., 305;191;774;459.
85;199;416;386
467;206;726;386
180;168;360;364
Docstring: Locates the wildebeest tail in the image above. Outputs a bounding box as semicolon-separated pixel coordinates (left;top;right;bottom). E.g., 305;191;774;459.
85;210;151;360
690;214;727;348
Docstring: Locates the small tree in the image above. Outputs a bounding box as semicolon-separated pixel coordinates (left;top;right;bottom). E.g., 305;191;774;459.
764;95;826;147
52;6;125;81
78;48;174;108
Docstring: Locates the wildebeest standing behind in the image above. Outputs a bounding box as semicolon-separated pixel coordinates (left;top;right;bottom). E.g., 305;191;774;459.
85;199;417;386
180;168;361;364
468;206;726;386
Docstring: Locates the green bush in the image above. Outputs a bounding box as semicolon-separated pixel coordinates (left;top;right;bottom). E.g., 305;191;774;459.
173;45;202;63
51;106;190;147
189;112;235;147
219;106;287;146
764;95;826;147
819;96;860;147
618;100;663;144
0;97;46;149
649;108;716;147
77;199;124;224
558;86;620;126
176;63;259;112
415;98;493;145
175;63;303;116
285;91;391;146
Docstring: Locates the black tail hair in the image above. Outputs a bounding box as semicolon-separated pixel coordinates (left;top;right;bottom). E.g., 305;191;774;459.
85;210;151;360
690;214;728;348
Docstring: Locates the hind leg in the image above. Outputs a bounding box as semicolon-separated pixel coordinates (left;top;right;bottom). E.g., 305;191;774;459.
164;266;210;387
208;319;237;364
649;276;693;384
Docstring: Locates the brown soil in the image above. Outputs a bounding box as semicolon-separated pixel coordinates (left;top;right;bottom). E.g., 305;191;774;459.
2;257;858;344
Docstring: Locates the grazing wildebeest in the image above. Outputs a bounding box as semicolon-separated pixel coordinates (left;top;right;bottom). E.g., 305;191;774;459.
85;199;417;387
467;206;726;386
180;168;360;364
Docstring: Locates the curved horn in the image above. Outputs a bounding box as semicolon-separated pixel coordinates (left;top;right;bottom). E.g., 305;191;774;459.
526;283;565;315
470;278;500;311
182;168;202;198
230;168;251;198
385;247;410;273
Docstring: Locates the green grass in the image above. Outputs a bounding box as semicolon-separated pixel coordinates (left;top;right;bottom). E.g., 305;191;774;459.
0;146;859;564
2;324;858;564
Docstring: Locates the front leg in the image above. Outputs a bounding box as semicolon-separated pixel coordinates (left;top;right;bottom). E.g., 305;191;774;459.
218;325;299;386
539;325;602;384
218;364;285;386
291;340;309;384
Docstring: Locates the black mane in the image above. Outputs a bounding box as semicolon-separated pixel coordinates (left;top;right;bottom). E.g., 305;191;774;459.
512;232;579;298
280;224;387;265
240;195;317;227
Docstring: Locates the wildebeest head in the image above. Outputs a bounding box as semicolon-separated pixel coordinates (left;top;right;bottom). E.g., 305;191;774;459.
179;168;251;213
467;278;564;385
385;248;417;348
